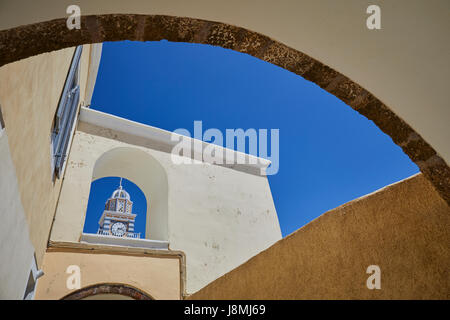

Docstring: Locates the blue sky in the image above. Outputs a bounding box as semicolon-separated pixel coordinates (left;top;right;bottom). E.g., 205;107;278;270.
84;40;418;237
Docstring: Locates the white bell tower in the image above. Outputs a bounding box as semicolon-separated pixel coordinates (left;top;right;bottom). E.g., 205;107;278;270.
98;178;140;238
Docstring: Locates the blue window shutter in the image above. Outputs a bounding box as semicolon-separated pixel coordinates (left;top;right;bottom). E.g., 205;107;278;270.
52;46;83;178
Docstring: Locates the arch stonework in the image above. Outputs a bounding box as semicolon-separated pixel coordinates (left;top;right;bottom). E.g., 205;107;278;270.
61;283;153;300
0;14;448;205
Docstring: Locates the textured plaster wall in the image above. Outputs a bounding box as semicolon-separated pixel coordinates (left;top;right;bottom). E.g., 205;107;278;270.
189;173;450;299
0;0;448;166
50;120;281;294
0;131;35;299
34;250;180;300
0;45;95;266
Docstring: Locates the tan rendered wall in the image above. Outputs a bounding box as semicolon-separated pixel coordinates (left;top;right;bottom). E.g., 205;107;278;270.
0;46;92;266
189;173;450;299
34;249;181;300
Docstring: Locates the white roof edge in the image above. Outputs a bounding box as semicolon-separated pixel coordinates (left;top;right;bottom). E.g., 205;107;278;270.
83;43;103;107
78;107;271;170
80;233;169;250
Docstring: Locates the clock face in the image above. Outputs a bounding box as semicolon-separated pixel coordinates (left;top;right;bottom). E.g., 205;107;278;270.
111;222;127;237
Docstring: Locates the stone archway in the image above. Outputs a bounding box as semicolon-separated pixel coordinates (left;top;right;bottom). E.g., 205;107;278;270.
0;14;448;204
61;283;153;300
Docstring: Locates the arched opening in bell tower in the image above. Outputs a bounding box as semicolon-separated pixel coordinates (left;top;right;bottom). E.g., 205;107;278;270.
79;146;170;249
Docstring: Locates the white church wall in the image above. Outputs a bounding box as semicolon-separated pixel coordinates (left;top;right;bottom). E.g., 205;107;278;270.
0;130;35;299
167;157;282;293
50;108;282;294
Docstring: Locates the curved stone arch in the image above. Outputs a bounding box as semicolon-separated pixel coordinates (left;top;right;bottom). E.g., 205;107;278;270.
92;146;169;241
0;14;448;204
61;283;154;300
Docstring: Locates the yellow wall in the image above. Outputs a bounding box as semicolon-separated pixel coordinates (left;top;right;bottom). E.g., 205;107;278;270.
189;173;450;299
35;248;181;300
0;46;92;266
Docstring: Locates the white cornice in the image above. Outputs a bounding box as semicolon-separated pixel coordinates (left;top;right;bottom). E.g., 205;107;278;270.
79;107;271;172
80;233;169;250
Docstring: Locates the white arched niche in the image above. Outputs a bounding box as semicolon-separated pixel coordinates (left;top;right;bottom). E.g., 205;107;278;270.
92;147;168;241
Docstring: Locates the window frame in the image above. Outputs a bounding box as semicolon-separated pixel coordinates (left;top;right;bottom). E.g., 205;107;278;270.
51;46;83;179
